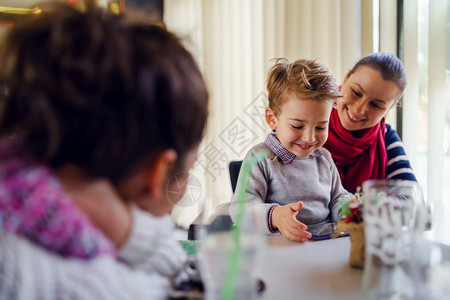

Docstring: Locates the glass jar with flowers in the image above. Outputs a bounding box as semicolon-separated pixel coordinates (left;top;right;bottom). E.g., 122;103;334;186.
336;189;365;268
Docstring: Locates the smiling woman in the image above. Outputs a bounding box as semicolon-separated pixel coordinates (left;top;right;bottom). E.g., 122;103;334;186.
323;52;416;193
338;66;402;132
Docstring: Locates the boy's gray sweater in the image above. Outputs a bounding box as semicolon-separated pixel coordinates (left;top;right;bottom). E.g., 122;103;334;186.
230;142;349;235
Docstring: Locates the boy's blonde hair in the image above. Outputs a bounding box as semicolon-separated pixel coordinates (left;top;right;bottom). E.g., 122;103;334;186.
266;58;341;115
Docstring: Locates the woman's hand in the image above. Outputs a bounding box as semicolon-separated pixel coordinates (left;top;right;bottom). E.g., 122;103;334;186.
271;201;312;242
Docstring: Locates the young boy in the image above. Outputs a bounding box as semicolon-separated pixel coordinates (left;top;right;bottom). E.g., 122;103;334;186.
231;58;349;242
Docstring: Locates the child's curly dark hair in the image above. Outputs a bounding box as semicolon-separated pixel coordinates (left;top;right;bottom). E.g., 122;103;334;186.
0;2;208;183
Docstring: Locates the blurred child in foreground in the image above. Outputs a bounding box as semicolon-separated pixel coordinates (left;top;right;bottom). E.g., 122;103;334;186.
0;1;208;298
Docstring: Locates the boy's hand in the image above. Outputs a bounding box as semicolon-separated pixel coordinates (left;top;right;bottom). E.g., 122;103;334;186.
271;201;312;242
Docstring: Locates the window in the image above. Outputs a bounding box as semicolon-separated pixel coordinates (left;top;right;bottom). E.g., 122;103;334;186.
402;0;449;207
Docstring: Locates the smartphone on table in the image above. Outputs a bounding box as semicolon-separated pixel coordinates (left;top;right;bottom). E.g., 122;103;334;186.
306;222;339;240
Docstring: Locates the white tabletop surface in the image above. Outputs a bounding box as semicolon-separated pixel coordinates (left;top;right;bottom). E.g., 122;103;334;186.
256;236;364;300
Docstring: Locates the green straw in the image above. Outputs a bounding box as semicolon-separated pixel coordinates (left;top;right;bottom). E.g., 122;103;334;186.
222;150;268;300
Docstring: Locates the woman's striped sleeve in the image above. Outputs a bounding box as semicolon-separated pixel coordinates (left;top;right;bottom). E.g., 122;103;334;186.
385;124;417;181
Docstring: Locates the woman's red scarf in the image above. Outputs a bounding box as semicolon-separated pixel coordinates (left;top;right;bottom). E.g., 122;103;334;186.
324;108;387;192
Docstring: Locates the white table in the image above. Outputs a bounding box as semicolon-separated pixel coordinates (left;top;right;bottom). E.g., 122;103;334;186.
256;236;364;300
